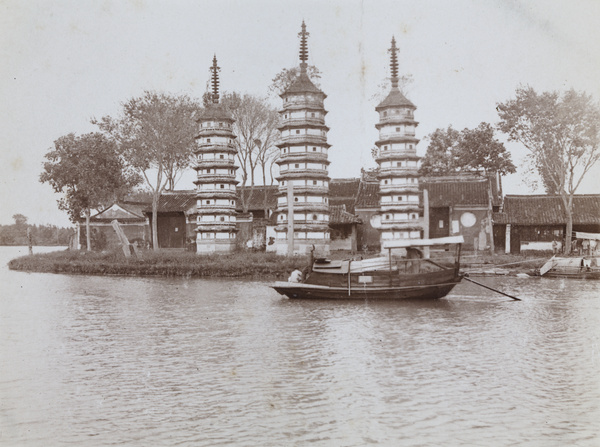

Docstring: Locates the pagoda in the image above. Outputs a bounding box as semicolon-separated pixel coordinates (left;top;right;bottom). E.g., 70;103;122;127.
193;56;239;253
273;21;331;255
373;37;423;249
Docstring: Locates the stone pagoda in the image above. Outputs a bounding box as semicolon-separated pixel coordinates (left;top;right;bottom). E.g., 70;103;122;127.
194;56;239;254
373;37;423;248
274;21;331;256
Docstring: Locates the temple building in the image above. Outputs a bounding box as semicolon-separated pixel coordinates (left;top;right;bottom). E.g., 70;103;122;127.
273;21;331;255
373;37;423;248
193;56;239;253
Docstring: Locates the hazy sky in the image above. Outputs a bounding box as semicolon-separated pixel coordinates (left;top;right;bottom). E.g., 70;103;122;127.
1;0;599;226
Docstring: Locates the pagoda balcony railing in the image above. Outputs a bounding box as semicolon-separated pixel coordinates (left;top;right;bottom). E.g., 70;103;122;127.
283;98;324;109
277;185;328;195
279;135;328;145
277;203;329;213
379;184;420;194
377;167;420;177
279;117;327;128
375;149;420;160
278;167;329;176
277;152;329;163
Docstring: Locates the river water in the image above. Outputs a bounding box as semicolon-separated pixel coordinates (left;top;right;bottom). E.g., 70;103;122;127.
1;246;599;446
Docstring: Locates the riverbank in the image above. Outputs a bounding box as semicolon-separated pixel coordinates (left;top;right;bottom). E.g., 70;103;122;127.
7;249;308;278
7;248;549;278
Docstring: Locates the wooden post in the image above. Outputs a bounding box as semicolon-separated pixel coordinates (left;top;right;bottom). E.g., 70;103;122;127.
423;188;430;259
27;227;33;255
287;181;294;256
112;219;137;258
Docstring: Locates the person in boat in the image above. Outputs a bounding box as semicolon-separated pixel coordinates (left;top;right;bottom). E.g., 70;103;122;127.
406;247;423;274
288;268;303;283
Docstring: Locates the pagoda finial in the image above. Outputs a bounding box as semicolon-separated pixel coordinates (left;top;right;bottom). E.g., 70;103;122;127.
210;54;220;104
298;20;309;74
388;36;399;89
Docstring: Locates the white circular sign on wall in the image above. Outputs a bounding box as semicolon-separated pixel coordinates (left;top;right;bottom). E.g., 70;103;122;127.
460;212;477;228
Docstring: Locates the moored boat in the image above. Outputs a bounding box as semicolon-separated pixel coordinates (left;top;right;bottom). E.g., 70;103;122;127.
273;236;464;300
539;256;600;279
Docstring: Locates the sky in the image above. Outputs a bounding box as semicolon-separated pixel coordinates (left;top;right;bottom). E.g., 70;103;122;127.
1;0;599;226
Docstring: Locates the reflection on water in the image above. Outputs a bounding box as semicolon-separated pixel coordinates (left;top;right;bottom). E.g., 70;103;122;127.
1;247;599;446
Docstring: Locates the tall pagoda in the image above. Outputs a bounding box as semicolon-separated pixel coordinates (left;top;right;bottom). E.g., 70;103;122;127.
274;21;331;255
193;56;239;254
373;37;423;248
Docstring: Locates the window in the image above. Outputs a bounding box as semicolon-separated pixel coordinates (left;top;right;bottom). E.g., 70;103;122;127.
384;145;388;150
396;127;400;132
383;111;387;116
311;112;315;117
312;214;317;220
385;214;390;220
207;138;211;143
220;154;224;159
439;220;444;229
220;185;225;189
409;144;414;149
295;163;299;168
207;169;211;173
296;129;300;134
313;147;317;151
384;180;388;185
294;197;299;202
220;217;225;222
313;180;317;185
219;123;223;126
206;200;211;205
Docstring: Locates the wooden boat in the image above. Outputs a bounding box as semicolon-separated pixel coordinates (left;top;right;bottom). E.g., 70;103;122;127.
539;256;600;279
272;236;464;300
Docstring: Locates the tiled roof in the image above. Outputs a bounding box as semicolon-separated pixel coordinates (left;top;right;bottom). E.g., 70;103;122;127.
90;203;146;222
284;72;323;95
143;191;197;213
503;195;600;225
329;178;361;213
376;88;415;110
420;178;489;207
196;103;233;121
329;205;361;225
355;181;380;208
237;186;279;211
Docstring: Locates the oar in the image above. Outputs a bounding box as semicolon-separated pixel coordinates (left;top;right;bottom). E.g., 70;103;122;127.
463;276;522;301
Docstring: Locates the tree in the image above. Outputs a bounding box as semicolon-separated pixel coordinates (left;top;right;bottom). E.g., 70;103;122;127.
40;132;138;250
418;126;460;176
497;87;600;253
93;91;200;250
12;214;28;227
269;65;322;96
418;123;516;176
220;92;280;213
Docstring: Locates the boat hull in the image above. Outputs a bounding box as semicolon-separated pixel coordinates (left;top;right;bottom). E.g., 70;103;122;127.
273;276;461;300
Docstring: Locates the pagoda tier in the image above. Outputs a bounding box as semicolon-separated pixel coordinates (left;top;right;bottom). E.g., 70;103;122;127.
194;56;239;254
273;21;331;256
374;37;424;247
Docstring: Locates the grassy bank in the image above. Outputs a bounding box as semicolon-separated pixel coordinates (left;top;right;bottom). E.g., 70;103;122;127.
8;248;550;278
8;249;308;278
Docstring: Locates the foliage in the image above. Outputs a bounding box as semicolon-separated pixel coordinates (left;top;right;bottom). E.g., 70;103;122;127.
220;92;280;213
0;221;73;246
418;123;516;176
497;86;600;252
40;132;139;250
269;65;322;96
93;91;201;250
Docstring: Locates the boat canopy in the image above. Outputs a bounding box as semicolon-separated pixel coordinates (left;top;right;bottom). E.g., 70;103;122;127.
382;235;464;249
575;231;600;241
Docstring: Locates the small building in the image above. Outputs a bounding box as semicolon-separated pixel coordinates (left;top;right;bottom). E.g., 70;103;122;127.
77;202;148;250
420;175;495;251
497;194;600;253
144;191;197;250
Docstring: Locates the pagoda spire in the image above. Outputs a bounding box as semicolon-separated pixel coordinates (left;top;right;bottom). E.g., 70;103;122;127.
210;54;220;104
298;20;309;74
388;36;399;89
